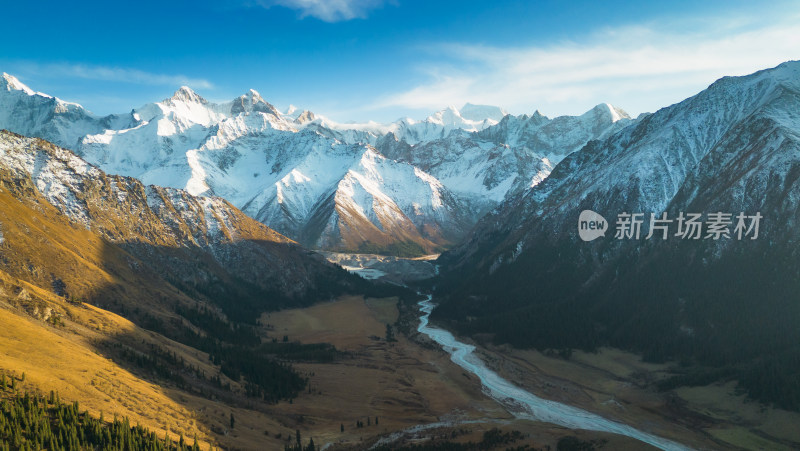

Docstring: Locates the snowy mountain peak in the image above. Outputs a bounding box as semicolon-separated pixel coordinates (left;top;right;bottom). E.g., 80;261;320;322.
294;110;316;124
231;89;279;116
428;106;465;125
169;86;207;104
1;72;35;95
588;103;630;122
460;103;507;122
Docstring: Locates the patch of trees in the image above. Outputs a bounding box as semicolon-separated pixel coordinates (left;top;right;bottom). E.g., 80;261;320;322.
393;295;429;339
208;340;340;402
122;305;340;404
283;429;316;451
112;342;206;391
555;436;604;451
357;281;423;305
217;347;305;403
0;386;200;451
174;304;261;346
186;275;291;324
128;275;412;404
354;416;378;428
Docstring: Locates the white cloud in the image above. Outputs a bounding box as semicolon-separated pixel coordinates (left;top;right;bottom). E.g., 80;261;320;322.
376;15;800;117
259;0;387;22
23;63;213;89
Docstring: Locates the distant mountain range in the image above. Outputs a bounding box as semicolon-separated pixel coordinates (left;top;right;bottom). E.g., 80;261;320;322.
0;73;631;255
433;61;800;410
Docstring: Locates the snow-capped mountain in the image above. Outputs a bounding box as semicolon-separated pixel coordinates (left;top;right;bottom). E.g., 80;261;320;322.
0;73;124;149
476;103;632;160
305;103;509;146
374;103;632;206
432;61;800;408
0;73;631;254
443;61;800;267
0;129;372;314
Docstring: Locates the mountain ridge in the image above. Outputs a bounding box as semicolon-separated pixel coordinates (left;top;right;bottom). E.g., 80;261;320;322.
0;74;633;255
0;129;380;321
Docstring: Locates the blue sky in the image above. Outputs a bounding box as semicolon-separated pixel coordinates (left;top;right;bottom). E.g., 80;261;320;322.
2;0;800;122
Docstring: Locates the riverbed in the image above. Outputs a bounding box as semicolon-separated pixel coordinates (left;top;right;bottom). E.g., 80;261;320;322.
416;295;691;451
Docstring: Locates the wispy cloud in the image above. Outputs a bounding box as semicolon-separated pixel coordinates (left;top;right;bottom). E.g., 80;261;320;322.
20;63;213;89
376;14;800;117
256;0;388;22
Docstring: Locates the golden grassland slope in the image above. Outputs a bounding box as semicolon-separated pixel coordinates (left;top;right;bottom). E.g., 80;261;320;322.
0;272;213;448
0;264;333;450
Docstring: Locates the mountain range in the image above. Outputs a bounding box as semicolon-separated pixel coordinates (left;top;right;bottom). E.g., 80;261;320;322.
0;73;631;255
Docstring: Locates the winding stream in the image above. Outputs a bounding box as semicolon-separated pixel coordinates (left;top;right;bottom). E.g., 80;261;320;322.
416;295;692;451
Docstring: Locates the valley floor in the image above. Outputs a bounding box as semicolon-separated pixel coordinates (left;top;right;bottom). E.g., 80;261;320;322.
253;295;662;451
4;251;799;450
